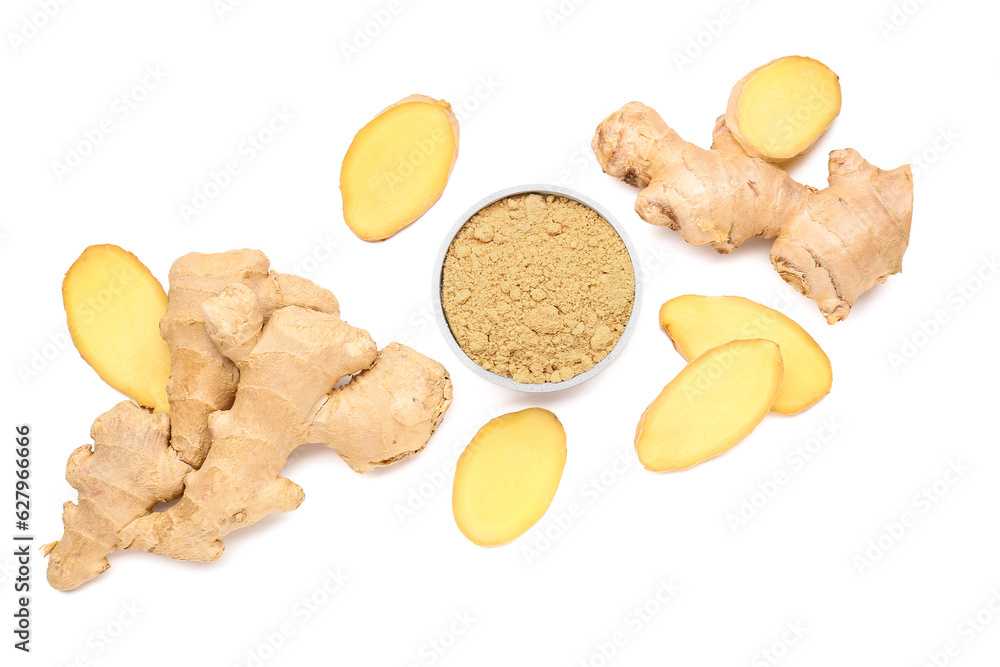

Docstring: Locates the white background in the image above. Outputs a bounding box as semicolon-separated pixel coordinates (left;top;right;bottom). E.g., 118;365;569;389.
3;0;999;665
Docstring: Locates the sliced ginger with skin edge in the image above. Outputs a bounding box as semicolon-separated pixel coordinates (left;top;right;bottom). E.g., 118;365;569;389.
341;95;460;241
63;245;171;413
726;56;842;162
453;408;567;547
636;339;783;472
660;295;832;415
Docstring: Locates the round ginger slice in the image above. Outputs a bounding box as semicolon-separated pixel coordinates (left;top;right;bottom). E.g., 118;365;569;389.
341;94;460;241
659;295;832;415
452;408;567;547
63;245;171;412
726;55;842;162
636;339;782;472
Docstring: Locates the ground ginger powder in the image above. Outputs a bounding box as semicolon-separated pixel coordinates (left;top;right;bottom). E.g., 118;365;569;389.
441;193;635;384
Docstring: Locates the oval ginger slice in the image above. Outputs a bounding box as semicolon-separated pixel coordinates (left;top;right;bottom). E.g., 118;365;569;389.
659;295;832;415
636;339;782;472
341;95;460;241
63;245;171;412
453;408;566;547
726;55;842;162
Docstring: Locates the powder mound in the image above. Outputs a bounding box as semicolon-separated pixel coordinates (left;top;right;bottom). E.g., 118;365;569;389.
442;193;635;384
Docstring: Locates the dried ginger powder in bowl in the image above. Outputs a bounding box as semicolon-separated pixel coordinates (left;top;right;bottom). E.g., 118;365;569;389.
441;193;635;384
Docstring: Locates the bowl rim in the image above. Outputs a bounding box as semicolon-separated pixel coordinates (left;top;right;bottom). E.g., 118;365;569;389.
432;183;643;393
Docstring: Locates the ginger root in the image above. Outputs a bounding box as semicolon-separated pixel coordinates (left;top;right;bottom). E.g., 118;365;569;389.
341;95;460;241
593;103;913;323
636;340;782;472
48;249;452;588
452;408;566;547
161;249;341;468
726;56;842;162
43;402;189;590
63;245;171;412
660;295;832;415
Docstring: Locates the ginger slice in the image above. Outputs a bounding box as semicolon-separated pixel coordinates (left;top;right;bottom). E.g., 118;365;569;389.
660;295;831;415
636;340;782;472
726;56;842;162
341;95;460;241
452;408;566;547
63;245;171;412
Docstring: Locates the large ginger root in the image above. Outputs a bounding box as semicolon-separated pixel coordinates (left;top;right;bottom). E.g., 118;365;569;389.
162;250;341;468
119;284;451;562
49;250;452;588
593;103;913;323
341;95;460;241
63;245;172;412
659;295;832;415
636;340;783;472
452;409;566;547
43;402;189;590
726;56;842;162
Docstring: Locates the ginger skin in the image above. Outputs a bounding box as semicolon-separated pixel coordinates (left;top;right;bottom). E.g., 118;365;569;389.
593;103;913;323
119;285;451;562
43;402;189;591
48;250;452;588
161;250;341;468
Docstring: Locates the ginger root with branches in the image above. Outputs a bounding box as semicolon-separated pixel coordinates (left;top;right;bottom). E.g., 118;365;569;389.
47;249;452;589
593;103;913;323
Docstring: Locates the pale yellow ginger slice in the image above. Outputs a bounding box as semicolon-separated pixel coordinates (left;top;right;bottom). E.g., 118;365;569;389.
43;401;190;591
659;295;832;415
452;408;566;547
636;340;782;472
726;56;842;162
63;245;172;412
341;95;460;241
